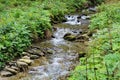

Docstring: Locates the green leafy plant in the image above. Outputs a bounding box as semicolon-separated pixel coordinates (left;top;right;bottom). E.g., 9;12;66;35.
1;0;98;70
69;1;120;80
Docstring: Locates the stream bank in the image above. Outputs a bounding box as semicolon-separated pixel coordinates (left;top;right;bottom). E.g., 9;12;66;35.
0;12;93;80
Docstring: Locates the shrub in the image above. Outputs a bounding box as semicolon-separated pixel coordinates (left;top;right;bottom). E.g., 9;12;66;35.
0;1;51;69
1;0;95;70
69;1;120;80
89;2;120;30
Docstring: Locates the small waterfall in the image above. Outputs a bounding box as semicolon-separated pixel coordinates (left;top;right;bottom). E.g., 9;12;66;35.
50;28;72;45
64;15;81;25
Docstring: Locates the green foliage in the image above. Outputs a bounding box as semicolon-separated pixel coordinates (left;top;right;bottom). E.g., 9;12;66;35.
0;12;31;65
0;0;104;70
0;0;99;70
69;53;120;80
89;2;120;30
62;0;88;12
69;1;120;80
63;0;104;11
41;0;68;22
68;0;87;9
0;1;52;69
90;23;120;54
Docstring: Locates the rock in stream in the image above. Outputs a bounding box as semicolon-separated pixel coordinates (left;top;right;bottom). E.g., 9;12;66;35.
0;14;89;80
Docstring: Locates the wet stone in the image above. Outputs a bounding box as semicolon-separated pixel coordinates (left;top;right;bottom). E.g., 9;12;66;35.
30;55;39;59
81;15;90;20
28;49;44;56
22;56;30;59
47;49;54;54
16;61;28;66
0;71;13;77
22;52;30;56
76;34;89;41
66;55;79;61
89;7;97;12
16;61;29;71
53;27;57;31
64;33;71;37
18;59;32;65
72;31;77;33
51;35;55;38
63;33;76;41
27;49;34;54
5;67;18;74
11;66;19;71
8;61;17;66
30;46;41;49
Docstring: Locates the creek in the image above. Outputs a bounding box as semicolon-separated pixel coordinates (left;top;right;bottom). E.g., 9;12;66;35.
1;14;90;80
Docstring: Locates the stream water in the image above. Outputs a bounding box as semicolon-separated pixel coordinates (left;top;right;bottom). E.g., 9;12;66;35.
1;14;90;80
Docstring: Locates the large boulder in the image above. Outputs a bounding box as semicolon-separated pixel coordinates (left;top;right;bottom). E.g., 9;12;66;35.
63;33;76;41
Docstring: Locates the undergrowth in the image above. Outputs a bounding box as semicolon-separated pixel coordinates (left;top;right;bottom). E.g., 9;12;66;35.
0;0;102;70
69;1;120;80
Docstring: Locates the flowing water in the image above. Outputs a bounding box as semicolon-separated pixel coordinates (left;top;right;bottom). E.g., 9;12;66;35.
1;14;90;80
